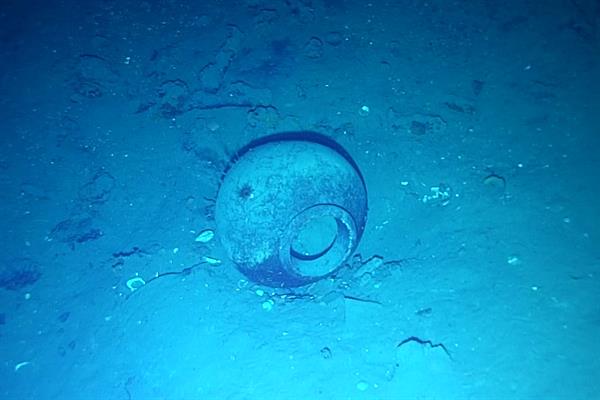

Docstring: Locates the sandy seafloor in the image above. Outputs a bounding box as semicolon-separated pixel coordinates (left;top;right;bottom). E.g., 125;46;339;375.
1;0;599;399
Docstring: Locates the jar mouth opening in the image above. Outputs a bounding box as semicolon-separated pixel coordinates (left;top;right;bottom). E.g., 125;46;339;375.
280;204;357;279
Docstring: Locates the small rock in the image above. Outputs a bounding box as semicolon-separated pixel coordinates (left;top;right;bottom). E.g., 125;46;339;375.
325;31;343;46
303;36;324;59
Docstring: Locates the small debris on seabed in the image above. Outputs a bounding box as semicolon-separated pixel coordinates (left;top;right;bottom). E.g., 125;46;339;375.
320;346;332;359
195;229;215;243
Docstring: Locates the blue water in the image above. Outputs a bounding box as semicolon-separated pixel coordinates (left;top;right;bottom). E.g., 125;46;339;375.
1;0;599;398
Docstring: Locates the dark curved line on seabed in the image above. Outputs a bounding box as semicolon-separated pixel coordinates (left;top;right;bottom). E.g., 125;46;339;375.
397;336;453;361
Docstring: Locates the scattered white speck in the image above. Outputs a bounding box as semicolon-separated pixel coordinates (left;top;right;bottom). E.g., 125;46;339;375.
356;381;369;391
507;256;521;266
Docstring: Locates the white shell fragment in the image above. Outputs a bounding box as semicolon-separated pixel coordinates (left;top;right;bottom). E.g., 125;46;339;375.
202;256;221;265
261;299;274;311
14;361;31;372
126;276;146;292
195;229;215;243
